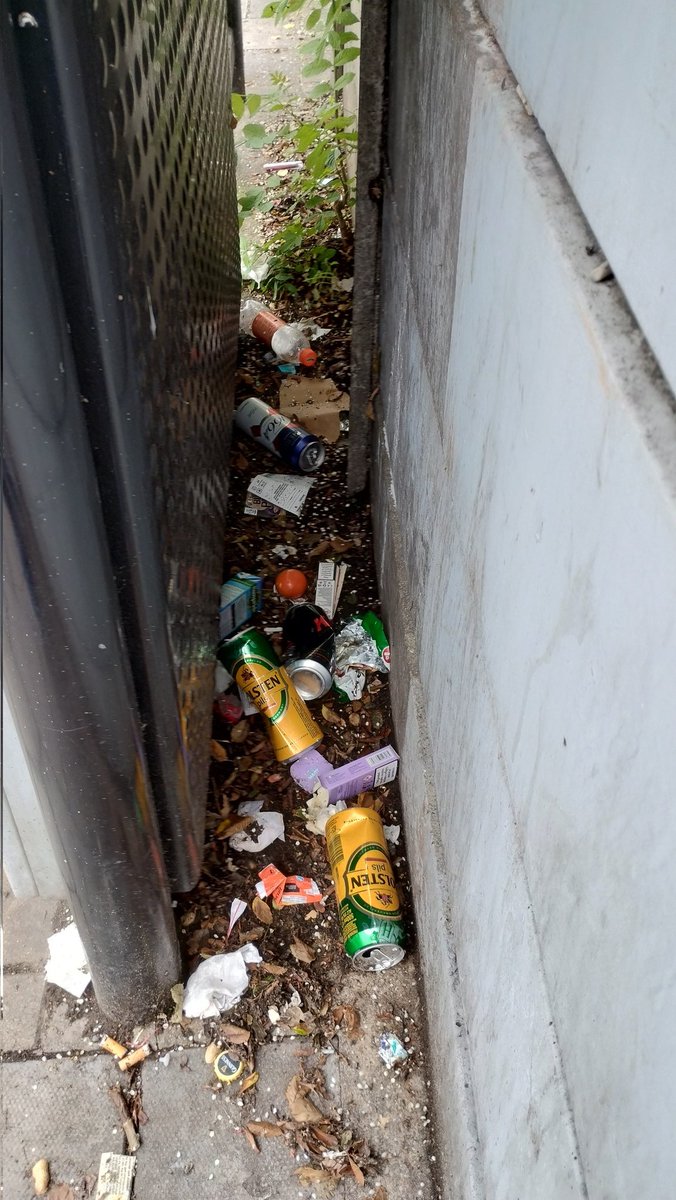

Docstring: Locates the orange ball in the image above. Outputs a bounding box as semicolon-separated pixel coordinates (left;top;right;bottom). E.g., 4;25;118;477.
275;568;308;599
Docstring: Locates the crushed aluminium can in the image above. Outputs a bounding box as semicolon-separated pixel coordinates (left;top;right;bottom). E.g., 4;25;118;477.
217;628;323;764
325;807;405;971
282;602;335;702
234;397;325;472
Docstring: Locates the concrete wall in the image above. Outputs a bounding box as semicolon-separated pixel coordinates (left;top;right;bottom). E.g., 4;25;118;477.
373;3;676;1198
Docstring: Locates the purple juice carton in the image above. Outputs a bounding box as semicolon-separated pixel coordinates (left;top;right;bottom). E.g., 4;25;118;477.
290;748;331;793
321;745;399;804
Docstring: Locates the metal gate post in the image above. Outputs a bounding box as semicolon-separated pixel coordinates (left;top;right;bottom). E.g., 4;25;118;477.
2;28;180;1022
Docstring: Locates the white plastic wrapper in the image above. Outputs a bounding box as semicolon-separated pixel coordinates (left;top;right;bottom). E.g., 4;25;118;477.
230;809;285;853
183;944;262;1018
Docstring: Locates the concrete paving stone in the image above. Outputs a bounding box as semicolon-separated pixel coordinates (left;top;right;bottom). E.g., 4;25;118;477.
244;46;304;92
1;1056;125;1199
38;995;95;1055
2;897;62;969
243;17;289;49
0;973;45;1052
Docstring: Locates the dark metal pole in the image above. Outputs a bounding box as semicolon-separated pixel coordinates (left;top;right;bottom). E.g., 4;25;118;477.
1;26;180;1023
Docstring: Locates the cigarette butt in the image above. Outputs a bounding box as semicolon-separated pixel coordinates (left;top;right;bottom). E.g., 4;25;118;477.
100;1036;128;1059
118;1044;151;1071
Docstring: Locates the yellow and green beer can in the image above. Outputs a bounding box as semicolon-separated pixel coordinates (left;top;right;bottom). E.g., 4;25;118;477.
326;807;405;970
217;628;322;763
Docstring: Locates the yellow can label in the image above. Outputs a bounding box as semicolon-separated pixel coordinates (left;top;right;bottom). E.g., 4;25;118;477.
326;807;403;946
234;658;322;763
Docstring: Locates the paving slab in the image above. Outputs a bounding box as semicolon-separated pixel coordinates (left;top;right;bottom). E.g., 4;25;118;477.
2;897;62;968
1;1056;125;1199
0;973;44;1052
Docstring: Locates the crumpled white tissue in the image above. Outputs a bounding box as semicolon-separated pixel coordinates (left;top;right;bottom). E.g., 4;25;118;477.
182;943;262;1019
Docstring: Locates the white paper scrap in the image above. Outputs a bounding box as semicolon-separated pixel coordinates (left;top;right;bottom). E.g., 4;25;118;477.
383;824;401;846
45;923;91;998
227;898;248;938
247;473;314;517
95;1152;135;1200
315;561;348;620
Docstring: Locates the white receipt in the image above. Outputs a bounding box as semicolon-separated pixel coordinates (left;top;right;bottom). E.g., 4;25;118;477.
247;473;314;517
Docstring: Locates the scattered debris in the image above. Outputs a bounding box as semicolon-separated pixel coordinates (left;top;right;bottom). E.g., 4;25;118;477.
244;472;314;517
378;1032;409;1069
230;810;285;853
169;982;184;1024
118;1045;151;1072
283;601;335;701
183;944;262;1018
95;1153;135;1200
236;396;324;471
227;897;248;937
100;1036;127;1060
218;627;322;762
274;567;308;598
326;807;406;970
304;791;346;835
219;572;263;638
108;1086;140;1152
286;1074;326;1125
240;299;318;367
214;1049;245;1084
315;560;348;618
44;923;91;998
279;375;349;443
333;612;390;702
31;1158;49;1195
317;745;399;804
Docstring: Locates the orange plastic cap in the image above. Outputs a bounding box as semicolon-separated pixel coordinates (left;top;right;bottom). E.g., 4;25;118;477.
298;347;317;368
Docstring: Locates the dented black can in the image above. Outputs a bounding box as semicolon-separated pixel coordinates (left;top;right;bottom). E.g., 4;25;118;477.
282;602;335;702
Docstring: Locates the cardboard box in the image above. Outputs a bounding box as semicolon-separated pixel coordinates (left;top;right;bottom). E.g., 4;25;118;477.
219;573;263;638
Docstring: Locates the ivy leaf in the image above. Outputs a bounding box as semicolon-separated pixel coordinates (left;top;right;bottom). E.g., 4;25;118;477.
334;72;356;91
301;58;333;76
247;93;262;117
335;47;360;65
231;92;245;120
242;123;274;149
295;123;318;153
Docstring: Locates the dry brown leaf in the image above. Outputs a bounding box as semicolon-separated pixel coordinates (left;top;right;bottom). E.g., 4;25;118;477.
210;739;228;762
372;1188;389;1200
230;721;249;744
221;1023;250;1045
259;961;287;975
217;814;251;838
309;540;332;559
46;1188;76;1200
247;1120;284;1138
348;1157;365;1187
252;896;273;925
296;1167;333;1186
239;1070;259;1094
290;936;316;964
344;1005;361;1040
321;704;345;728
239;925;265;942
243;1127;260;1154
286;1074;325;1124
313;1128;339;1149
204;1042;220;1064
330;536;354;553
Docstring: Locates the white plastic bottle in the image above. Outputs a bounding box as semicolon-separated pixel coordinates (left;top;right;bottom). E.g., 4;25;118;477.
239;298;317;367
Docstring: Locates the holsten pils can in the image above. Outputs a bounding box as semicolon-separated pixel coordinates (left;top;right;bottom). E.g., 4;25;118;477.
325;807;405;971
217;628;323;764
234;397;325;473
282;602;335;702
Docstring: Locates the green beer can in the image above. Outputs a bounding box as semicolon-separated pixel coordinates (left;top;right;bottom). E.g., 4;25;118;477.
217;628;322;764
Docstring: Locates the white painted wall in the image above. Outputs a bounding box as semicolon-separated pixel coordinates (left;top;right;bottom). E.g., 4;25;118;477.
478;0;676;398
375;3;676;1197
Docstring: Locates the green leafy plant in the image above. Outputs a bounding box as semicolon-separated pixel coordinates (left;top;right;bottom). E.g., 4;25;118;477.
233;0;359;299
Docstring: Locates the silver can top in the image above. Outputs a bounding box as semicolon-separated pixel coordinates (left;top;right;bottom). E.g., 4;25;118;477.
352;944;406;972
